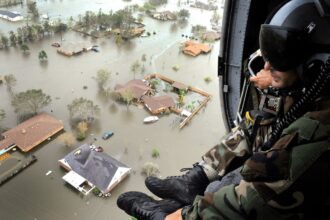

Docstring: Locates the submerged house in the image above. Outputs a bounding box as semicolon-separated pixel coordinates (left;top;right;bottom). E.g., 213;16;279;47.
114;79;153;102
57;42;91;57
0;112;64;154
149;11;177;21
142;95;175;115
182;41;211;56
59;144;131;195
0;10;23;21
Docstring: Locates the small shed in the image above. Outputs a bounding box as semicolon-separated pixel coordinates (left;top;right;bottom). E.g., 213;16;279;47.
172;81;189;93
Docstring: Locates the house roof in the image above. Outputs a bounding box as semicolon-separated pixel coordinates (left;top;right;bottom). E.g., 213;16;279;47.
115;79;151;99
172;81;188;90
142;96;175;113
202;31;221;41
62;144;130;193
0;112;64;152
0;10;21;19
182;41;211;56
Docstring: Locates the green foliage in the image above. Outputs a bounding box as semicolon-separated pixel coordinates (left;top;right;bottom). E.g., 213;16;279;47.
76;132;86;141
187;101;196;112
53;21;68;33
38;50;48;61
130;60;141;78
95;69;111;92
141;54;147;62
67;97;100;123
151;148;160;158
149;78;160;89
120;89;134;110
11;89;52;116
4;74;16;93
92;187;101;195
149;0;168;6
142;3;156;11
0;109;5;122
178;9;190;19
172;65;180;71
0;35;9;48
9;31;17;46
204;76;212;83
27;1;39;18
191;25;207;35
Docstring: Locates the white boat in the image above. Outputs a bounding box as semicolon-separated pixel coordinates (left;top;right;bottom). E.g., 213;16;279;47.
143;116;159;123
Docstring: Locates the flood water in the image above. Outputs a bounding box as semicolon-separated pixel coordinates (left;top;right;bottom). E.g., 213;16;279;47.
0;0;225;219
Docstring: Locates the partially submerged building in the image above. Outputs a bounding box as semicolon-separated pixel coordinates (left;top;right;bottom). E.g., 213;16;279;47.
114;79;153;102
201;31;221;42
57;42;91;57
0;112;64;154
172;81;189;93
0;10;23;21
59;144;130;195
148;10;177;21
182;41;211;56
142;95;175;115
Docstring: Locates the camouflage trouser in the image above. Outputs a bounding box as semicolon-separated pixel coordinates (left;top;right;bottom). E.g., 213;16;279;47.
200;126;251;180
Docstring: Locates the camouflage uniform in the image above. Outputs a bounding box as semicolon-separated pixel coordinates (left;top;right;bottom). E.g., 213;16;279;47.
183;106;330;219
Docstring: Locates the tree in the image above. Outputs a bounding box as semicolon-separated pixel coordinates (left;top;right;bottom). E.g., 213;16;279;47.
38;50;48;61
4;74;17;94
67;97;100;123
76;121;88;141
58;132;77;147
9;31;17;46
27;0;39;18
53;20;68;41
94;68;111;94
178;89;186;106
149;78;160;89
20;43;30;54
0;35;9;48
178;9;190;20
0;109;5;133
141;54;147;62
0;109;5;122
42;20;51;35
121;89;134;110
130;60;141;79
11;89;52;116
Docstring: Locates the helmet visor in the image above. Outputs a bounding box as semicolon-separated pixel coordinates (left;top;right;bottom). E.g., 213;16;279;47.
259;24;306;71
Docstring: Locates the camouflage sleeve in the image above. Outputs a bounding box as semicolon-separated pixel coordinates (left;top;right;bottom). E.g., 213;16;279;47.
202;125;252;177
182;180;293;220
182;183;257;220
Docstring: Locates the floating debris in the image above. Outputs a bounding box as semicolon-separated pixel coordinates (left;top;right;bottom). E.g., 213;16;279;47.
45;170;52;176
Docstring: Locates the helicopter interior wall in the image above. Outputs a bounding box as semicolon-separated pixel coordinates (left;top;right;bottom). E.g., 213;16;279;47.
219;0;288;130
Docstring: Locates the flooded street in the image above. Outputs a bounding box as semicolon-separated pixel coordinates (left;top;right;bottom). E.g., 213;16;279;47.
0;0;225;219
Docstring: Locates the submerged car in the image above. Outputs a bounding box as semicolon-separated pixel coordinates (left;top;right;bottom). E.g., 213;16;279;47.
102;131;114;140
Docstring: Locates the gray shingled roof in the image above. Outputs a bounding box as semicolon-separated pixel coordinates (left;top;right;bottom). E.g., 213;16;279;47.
64;144;129;193
0;10;21;19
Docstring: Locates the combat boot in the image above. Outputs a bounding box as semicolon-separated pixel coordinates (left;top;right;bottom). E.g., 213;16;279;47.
145;164;210;205
117;191;182;220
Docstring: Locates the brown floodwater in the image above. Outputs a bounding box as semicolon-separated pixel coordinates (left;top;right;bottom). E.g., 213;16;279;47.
0;1;225;219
